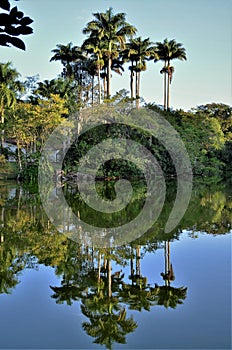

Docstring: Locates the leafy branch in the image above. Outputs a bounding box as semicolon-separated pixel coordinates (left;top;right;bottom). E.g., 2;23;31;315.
0;0;33;50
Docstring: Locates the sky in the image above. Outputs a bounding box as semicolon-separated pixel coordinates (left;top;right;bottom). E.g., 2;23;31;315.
0;0;231;110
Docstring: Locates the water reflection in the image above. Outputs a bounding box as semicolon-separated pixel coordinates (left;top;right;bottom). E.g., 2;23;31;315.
0;180;231;349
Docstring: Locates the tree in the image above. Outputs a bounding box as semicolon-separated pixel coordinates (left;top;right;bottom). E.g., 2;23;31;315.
193;103;232;139
33;78;77;113
83;7;137;99
50;42;84;79
155;38;186;110
121;42;137;100
82;35;105;104
0;0;33;50
123;37;156;108
0;61;23;148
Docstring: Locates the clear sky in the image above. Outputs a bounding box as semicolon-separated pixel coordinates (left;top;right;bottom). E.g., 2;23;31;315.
0;0;231;110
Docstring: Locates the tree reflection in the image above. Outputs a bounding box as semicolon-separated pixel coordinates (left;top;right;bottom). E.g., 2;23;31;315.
161;241;175;286
150;240;187;309
81;253;137;350
0;180;231;348
151;284;187;309
50;248;138;349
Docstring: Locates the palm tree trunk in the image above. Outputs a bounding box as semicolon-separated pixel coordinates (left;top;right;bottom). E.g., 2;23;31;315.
163;60;167;110
0;207;5;242
136;245;141;276
1;110;5;149
98;252;101;283
164;71;167;110
107;57;111;99
91;75;94;106
138;71;141;108
167;64;171;110
135;71;140;109
130;66;134;100
107;258;112;298
97;67;102;104
103;75;107;99
164;241;168;286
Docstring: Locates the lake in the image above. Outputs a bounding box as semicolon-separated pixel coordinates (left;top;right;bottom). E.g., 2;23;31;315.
0;179;231;349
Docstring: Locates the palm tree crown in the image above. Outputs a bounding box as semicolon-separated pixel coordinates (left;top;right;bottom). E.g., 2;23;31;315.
50;42;84;78
83;7;137;98
122;37;156;107
155;38;186;110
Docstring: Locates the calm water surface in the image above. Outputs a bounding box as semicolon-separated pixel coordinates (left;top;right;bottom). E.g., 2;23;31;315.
0;180;231;349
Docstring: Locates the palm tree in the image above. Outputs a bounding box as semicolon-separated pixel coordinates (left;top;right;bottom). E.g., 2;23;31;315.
155;38;186;110
34;78;74;98
51;43;93;108
81;277;137;350
83;7;137;99
34;78;77;112
152;284;187;309
0;62;22;148
121;44;137;100
123;37;156;108
160;240;175;286
82;36;105;104
50;42;84;79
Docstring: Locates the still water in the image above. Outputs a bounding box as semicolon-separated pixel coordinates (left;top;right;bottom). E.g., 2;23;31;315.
0;180;231;349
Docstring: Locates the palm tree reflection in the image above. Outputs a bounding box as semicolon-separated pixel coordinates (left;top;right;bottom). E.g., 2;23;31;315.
151;240;187;309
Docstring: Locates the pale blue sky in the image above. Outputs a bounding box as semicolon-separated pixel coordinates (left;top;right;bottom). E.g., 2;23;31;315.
0;0;231;110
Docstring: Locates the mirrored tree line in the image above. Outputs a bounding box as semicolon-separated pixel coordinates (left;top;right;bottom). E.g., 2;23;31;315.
0;180;231;348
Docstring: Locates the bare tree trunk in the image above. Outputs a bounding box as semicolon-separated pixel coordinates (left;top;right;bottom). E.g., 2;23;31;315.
98;252;101;283
103;75;107;99
16;140;22;172
164;241;168;286
98;67;102;104
107;258;112;298
0;207;5;243
107;57;111;99
1;112;4;149
167;64;171;110
91;75;94;107
130;67;134;100
164;71;167;110
136;245;141;276
136;71;140;109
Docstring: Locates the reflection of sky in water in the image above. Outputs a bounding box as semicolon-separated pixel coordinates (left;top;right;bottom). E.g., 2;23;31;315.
0;231;230;349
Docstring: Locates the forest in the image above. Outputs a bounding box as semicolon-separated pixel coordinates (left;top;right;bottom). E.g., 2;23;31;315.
0;4;231;182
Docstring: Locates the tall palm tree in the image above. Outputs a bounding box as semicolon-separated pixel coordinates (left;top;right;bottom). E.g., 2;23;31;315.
82;36;105;104
50;42;84;79
124;37;156;108
155;38;186;110
51;43;92;107
83;7;137;99
121;44;137;100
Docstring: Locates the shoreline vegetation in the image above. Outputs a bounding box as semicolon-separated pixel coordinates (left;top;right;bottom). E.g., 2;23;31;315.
0;7;231;183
